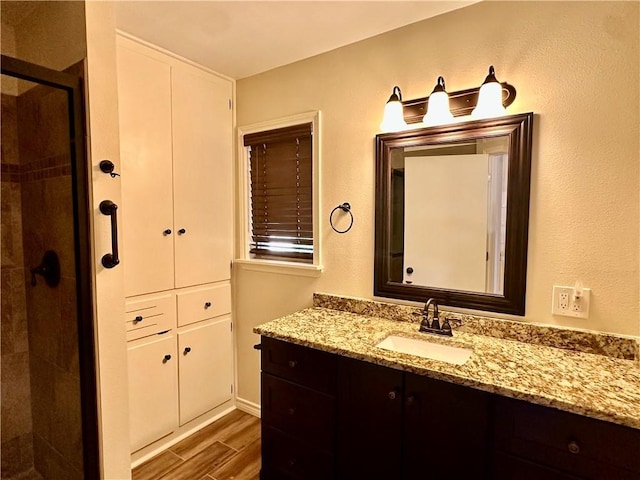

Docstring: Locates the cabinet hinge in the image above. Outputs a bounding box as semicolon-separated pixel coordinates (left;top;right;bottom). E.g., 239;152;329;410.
228;99;232;110
231;384;234;394
230;322;233;332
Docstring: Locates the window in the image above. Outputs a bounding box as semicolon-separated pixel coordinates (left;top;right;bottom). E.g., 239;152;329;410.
238;111;322;274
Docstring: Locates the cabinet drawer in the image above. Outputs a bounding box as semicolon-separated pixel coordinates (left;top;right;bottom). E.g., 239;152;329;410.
262;426;334;480
261;337;337;394
176;284;230;327
125;292;176;341
262;373;335;451
493;397;640;479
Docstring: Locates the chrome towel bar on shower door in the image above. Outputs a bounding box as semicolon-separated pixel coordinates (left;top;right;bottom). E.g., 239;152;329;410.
99;200;120;269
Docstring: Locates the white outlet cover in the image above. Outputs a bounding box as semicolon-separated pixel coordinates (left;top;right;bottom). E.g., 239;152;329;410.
552;285;591;318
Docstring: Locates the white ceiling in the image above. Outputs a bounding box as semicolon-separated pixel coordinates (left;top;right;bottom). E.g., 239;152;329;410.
115;1;476;79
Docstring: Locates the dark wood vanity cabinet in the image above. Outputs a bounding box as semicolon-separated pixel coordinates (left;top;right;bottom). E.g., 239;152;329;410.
260;337;338;479
260;337;640;480
491;396;640;480
337;356;490;479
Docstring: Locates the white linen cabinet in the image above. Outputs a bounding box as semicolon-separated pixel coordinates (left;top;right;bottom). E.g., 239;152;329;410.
116;35;234;454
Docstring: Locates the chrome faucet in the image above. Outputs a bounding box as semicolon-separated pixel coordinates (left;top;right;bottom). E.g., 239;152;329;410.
419;298;452;336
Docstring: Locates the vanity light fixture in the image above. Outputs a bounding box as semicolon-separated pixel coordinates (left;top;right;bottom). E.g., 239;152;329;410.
472;65;507;119
422;76;454;127
380;86;408;132
379;66;517;132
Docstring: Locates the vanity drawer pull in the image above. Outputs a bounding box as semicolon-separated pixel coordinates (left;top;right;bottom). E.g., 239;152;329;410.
567;440;580;455
288;360;298;368
184;347;191;355
163;354;172;363
204;301;212;309
287;407;296;416
134;315;143;323
388;391;397;400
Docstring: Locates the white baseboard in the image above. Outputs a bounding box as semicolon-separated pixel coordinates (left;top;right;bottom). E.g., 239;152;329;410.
236;397;261;417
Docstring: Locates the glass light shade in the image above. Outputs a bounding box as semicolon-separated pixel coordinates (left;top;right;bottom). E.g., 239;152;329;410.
422;90;454;126
380;86;407;132
380;100;407;132
472;66;507;119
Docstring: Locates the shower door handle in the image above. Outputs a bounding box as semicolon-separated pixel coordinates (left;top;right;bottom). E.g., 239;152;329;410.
99;200;120;269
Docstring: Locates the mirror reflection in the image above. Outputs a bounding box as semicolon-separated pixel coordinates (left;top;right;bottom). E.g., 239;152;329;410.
390;136;509;294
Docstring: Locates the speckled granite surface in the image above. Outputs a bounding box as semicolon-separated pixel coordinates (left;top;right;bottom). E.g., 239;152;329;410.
313;293;638;361
254;306;640;429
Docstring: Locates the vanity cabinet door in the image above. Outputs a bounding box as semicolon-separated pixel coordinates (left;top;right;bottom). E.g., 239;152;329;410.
492;451;583;480
171;64;233;288
127;334;178;452
403;373;490;479
117;43;175;297
177;318;233;426
337;356;403;479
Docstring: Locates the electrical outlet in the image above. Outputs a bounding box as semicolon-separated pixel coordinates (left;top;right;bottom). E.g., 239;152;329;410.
552;285;591;318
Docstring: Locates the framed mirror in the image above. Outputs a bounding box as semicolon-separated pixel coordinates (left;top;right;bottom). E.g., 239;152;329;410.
374;113;533;315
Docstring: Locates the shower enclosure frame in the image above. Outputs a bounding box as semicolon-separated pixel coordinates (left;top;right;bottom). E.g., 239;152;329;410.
1;54;99;479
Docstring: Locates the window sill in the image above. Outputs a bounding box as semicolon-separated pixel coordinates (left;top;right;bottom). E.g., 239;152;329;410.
233;259;323;278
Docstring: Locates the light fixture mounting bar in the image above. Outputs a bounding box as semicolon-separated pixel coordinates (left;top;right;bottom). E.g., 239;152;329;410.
402;82;516;124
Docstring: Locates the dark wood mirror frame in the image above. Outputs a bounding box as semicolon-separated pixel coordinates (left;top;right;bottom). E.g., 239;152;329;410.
374;112;534;315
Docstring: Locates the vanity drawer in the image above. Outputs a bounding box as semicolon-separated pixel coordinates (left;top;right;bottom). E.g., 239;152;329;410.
125;292;176;341
262;426;334;480
493;397;640;479
261;337;337;394
261;373;335;451
176;283;230;327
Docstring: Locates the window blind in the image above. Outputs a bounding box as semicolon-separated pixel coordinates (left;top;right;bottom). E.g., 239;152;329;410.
244;123;313;261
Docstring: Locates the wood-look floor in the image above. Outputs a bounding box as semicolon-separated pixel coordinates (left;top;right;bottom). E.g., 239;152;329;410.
132;409;261;480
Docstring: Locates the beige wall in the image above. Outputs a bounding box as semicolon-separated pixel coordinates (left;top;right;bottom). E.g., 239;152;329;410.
12;1;86;76
84;2;131;478
235;1;640;405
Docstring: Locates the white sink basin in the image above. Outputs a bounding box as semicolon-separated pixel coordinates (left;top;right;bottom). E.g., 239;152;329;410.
376;335;472;365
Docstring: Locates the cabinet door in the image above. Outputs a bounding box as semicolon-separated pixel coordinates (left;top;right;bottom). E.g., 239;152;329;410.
178;318;233;425
127;334;178;452
171;65;233;288
337;357;403;479
117;43;175;296
403;373;490;479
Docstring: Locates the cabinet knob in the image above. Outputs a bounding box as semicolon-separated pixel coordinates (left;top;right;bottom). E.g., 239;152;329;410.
178;228;186;235
163;354;172;363
184;347;191;355
567;440;580;455
287;407;296;416
204;301;212;309
288;360;298;368
406;395;416;406
388;391;397;400
288;458;297;467
163;229;172;236
134;315;143;323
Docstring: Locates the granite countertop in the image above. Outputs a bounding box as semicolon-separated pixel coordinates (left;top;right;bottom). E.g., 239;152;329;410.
254;304;640;430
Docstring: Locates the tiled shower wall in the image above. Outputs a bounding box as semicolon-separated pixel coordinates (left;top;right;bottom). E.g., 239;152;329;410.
1;93;34;479
1;77;83;479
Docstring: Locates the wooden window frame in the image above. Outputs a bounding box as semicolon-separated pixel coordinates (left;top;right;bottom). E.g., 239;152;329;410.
236;111;322;276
